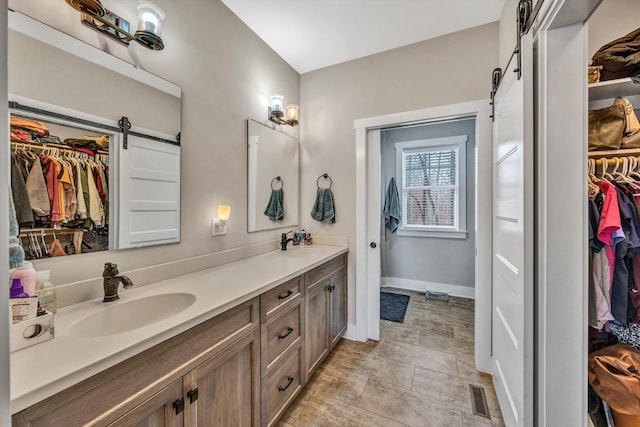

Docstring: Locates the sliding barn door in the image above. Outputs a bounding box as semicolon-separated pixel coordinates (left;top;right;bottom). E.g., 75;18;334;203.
491;33;534;427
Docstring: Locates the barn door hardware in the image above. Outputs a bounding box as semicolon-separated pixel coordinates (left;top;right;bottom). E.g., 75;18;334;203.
489;67;503;121
514;0;532;79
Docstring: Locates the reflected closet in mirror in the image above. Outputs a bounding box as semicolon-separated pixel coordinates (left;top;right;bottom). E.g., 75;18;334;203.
7;10;182;260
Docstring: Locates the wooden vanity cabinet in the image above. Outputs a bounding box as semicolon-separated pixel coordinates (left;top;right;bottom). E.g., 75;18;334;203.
304;254;347;381
12;298;261;427
107;380;184;427
12;253;348;427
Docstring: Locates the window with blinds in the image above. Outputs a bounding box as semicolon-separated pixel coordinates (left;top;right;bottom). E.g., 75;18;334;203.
395;135;467;237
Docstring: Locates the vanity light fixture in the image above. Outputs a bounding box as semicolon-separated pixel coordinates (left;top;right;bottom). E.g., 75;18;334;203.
212;205;231;237
268;94;299;127
65;0;166;50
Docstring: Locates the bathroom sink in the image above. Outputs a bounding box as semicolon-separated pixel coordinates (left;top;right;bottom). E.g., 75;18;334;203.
69;293;196;337
285;247;321;258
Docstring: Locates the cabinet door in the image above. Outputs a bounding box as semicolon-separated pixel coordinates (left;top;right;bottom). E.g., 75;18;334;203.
305;278;329;379
328;269;347;350
108;379;184;427
184;328;260;427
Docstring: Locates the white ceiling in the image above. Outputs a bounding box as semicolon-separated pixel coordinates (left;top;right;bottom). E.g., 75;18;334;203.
221;0;506;74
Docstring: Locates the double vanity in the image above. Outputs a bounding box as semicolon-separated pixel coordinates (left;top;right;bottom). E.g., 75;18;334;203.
11;245;348;426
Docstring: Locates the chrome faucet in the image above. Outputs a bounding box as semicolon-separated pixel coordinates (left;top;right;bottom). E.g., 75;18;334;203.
102;262;133;302
281;232;294;250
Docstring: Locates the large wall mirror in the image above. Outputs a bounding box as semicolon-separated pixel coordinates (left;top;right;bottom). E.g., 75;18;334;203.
8;10;181;262
247;119;299;232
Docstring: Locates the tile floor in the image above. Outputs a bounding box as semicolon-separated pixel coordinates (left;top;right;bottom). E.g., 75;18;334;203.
277;288;505;427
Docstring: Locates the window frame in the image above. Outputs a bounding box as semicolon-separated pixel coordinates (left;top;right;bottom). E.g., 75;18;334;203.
394;135;468;239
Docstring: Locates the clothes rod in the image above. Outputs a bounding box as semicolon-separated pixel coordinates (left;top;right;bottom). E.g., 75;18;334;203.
9;101;180;146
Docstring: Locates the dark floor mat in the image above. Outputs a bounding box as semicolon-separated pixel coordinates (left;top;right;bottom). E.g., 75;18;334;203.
380;292;410;323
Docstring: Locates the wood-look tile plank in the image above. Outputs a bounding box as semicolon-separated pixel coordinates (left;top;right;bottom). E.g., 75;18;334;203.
307;364;369;405
377;340;458;376
358;377;462;427
281;389;405;427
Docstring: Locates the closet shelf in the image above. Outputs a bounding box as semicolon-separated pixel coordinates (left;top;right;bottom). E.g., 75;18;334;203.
589;77;640;102
19;228;84;237
588;148;640;158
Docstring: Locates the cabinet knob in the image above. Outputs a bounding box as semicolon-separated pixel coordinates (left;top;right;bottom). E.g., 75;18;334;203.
278;326;294;339
173;397;185;414
278;376;295;392
188;387;199;404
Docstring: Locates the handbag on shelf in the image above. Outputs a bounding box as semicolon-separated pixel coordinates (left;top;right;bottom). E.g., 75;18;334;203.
616;97;640;149
589;103;626;151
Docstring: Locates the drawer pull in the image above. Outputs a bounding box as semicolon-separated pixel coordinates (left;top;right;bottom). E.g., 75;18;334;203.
278;327;294;339
278;290;294;300
188;387;199;404
327;284;335;292
173;397;185;414
278;376;295;392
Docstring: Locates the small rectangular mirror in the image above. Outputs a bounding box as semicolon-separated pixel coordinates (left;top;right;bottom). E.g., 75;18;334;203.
247;119;299;232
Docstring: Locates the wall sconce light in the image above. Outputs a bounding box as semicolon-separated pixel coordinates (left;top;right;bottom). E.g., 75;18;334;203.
268;94;299;127
212;205;231;236
65;0;166;50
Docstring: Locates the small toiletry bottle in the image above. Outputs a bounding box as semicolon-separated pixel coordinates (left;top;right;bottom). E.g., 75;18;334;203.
300;229;307;245
306;232;312;245
35;270;57;314
10;278;29;299
293;231;300;245
11;261;36;296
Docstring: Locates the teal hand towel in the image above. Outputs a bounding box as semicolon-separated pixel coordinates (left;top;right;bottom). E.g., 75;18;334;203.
264;188;285;221
311;188;336;223
383;177;401;232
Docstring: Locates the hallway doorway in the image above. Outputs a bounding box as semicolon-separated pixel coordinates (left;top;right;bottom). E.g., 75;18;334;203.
354;100;493;373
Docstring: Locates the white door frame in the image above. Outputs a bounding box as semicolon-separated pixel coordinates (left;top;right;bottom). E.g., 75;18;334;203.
1;0;11;422
354;99;493;373
532;0;596;424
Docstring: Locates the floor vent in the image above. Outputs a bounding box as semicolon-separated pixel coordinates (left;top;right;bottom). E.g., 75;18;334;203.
469;384;491;419
425;290;449;302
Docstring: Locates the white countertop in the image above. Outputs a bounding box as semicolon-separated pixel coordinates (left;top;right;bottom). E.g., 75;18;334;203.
10;244;348;414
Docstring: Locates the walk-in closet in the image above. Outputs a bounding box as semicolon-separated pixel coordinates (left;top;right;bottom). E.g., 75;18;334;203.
585;1;640;425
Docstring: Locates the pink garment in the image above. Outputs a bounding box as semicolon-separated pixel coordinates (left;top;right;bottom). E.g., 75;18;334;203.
597;181;624;284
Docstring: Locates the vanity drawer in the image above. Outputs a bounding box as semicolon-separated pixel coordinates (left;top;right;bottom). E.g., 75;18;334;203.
304;254;346;286
263;344;303;427
261;276;302;321
262;300;303;369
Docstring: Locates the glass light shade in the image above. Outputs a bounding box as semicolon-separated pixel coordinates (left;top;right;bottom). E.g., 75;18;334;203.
270;95;284;113
286;104;299;123
136;1;166;37
218;205;231;221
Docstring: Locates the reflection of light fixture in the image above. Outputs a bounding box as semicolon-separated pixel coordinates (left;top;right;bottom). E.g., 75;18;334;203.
65;0;166;50
268;95;299;127
212;205;231;236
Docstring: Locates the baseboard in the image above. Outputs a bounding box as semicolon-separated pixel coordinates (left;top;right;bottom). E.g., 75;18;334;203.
343;323;362;342
382;277;475;299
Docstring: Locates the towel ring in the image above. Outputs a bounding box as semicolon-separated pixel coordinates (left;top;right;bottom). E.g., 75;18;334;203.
271;176;283;190
316;173;332;189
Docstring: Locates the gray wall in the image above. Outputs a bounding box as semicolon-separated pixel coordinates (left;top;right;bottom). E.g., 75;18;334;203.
300;22;498;323
588;0;640;57
8;0;300;286
380;119;476;288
